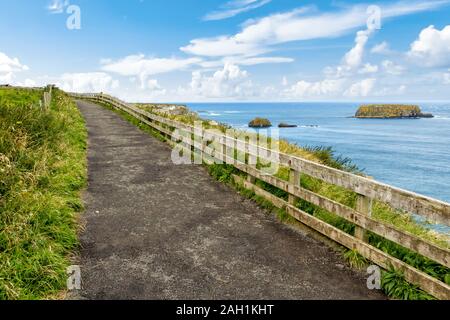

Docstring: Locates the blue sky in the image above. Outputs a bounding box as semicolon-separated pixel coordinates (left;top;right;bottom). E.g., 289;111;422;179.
1;0;450;102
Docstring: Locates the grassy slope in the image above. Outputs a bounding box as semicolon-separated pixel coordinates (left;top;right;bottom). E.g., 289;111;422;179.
0;88;87;299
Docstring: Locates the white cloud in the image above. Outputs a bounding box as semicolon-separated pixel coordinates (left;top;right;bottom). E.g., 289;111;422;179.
374;85;407;96
371;41;392;54
146;79;167;95
261;85;277;98
408;25;450;67
285;27;377;99
284;79;346;98
101;54;201;88
0;52;29;73
57;72;119;93
227;56;293;65
381;60;405;75
182;63;254;98
147;79;161;90
24;79;37;87
282;24;410;100
324;28;375;78
343;29;373;69
359;63;379;74
204;0;271;21
343;78;376;97
0;72;13;83
199;56;293;68
181;36;265;57
397;85;407;95
0;52;29;84
112;78;169;102
14;79;38;87
182;1;449;57
47;0;69;14
443;69;450;84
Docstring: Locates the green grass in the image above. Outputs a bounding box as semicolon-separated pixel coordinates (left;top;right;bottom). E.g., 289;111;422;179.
0;88;87;300
96;100;167;142
381;268;434;300
344;250;368;270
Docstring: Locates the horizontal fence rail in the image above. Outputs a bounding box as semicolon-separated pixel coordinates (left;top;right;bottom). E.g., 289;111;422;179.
71;92;450;299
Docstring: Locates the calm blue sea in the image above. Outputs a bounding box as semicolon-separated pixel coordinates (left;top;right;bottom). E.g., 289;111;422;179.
187;102;450;233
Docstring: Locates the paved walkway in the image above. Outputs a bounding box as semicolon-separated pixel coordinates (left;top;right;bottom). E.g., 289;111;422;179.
75;100;385;299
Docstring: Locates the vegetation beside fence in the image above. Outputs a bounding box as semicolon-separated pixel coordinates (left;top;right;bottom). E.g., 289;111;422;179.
0;88;87;299
72;93;449;300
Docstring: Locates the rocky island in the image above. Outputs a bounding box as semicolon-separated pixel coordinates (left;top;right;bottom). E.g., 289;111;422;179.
248;117;272;128
355;104;433;119
278;122;298;128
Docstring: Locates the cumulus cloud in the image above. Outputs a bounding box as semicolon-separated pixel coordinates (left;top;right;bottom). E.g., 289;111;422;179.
343;29;373;69
343;78;376;97
199;56;293;68
183;63;254;99
182;1;448;58
285;27;378;99
381;60;405;75
181;36;265;57
15;79;38;87
47;0;69;14
374;85;407;96
358;63;379;74
101;54;201;88
146;79;167;95
408;25;450;67
284;79;346;99
0;52;29;84
371;41;392;55
442;69;450;84
204;0;271;21
284;76;376;101
57;72;119;93
226;56;293;65
324;28;375;78
0;73;13;83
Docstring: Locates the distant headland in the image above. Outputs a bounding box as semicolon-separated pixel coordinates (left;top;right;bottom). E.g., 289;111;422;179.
355;104;434;119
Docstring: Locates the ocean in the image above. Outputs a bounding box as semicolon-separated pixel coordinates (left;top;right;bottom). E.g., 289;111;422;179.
187;102;450;232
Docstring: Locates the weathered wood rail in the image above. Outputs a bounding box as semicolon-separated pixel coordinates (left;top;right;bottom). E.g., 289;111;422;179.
71;92;450;299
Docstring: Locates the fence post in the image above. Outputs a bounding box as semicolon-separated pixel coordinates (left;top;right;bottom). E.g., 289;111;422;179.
222;135;227;164
354;194;372;242
248;138;257;168
288;168;300;205
43;92;50;110
247;174;256;184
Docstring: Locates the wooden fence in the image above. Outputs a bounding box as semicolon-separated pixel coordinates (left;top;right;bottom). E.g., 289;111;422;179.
42;85;53;110
71;92;450;299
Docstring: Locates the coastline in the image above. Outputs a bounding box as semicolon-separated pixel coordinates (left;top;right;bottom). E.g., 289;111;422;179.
187;102;450;201
186;102;450;235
